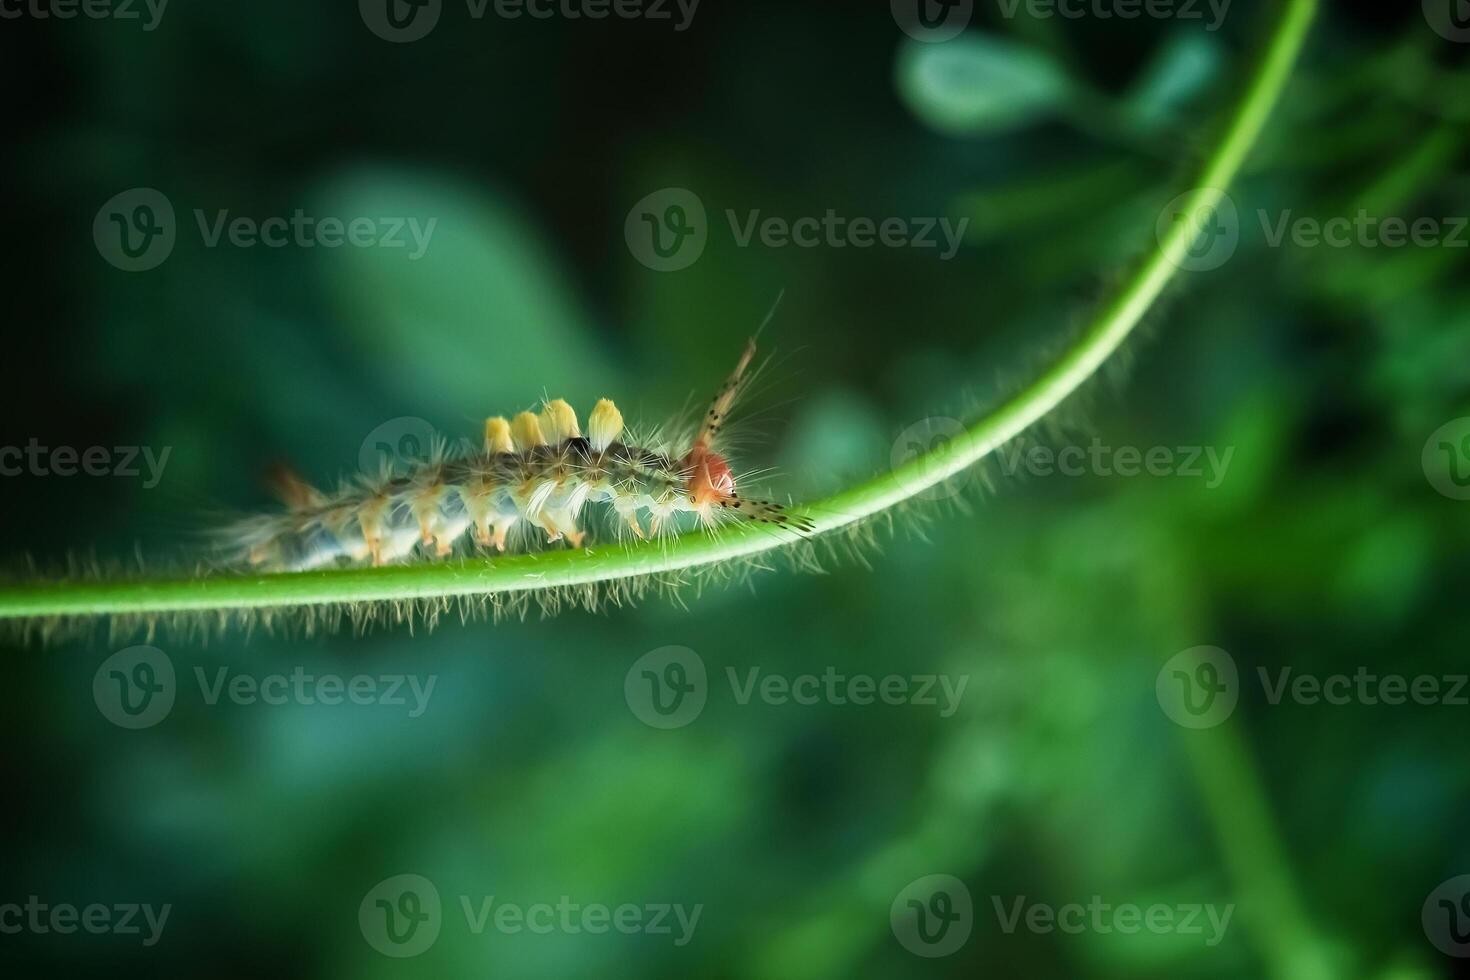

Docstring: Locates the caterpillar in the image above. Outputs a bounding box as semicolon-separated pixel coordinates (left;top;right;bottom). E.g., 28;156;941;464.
225;339;814;573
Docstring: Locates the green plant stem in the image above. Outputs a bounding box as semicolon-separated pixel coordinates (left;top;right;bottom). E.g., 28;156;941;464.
0;0;1316;623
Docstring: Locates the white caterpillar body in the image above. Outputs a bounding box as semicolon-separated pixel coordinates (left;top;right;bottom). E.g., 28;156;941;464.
227;341;811;573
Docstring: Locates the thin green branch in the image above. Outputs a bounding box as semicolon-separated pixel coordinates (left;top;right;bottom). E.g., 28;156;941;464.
0;0;1315;624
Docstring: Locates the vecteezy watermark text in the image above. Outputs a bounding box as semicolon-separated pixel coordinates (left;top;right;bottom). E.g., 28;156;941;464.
0;897;170;946
1258;210;1469;250
890;420;1235;503
0;0;168;30
358;875;700;957
625;188;968;271
94;188;437;272
992;896;1233;946
995;437;1234;487
1156;646;1470;729
0;440;171;488
93;646;437;729
1159;190;1470;272
359;0;699;43
624;647;968;728
1258;666;1469;708
194;210;436;259
891;0;1228;41
994;0;1229;29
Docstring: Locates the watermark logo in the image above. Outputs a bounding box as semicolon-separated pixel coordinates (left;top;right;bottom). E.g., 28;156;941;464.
360;0;442;41
1156;646;1238;729
93;188;176;272
891;874;973;957
93;646;175;730
625;646;707;729
1425;875;1470;957
1424;0;1470;43
891;0;973;42
625;188;707;272
1157;190;1239;272
359;416;451;477
360;874;442;958
1423;418;1470;500
891;417;970;502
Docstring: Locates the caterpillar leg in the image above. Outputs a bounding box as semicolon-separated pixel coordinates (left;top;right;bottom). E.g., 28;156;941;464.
543;509;585;549
487;516;516;551
530;511;574;546
551;480;592;549
357;494;390;566
322;506;372;562
411;484;455;558
467;507;517;551
646;499;681;538
612;496;645;540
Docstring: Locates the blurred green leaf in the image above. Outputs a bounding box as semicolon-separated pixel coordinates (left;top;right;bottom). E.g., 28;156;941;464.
314;168;621;419
896;34;1072;136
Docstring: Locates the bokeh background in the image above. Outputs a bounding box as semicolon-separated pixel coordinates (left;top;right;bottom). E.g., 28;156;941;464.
2;0;1469;976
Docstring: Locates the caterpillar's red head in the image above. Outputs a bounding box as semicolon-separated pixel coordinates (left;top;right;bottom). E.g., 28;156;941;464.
682;336;755;513
683;447;736;509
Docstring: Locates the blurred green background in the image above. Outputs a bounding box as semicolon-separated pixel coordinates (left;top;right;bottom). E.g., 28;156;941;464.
2;0;1469;976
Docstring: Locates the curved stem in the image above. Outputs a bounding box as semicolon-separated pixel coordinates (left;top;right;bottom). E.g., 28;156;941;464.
0;0;1316;623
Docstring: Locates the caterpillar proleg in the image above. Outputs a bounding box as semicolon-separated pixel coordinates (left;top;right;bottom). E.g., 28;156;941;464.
226;339;813;573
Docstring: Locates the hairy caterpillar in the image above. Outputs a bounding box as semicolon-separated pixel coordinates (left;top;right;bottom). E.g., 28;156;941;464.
226;339;813;573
